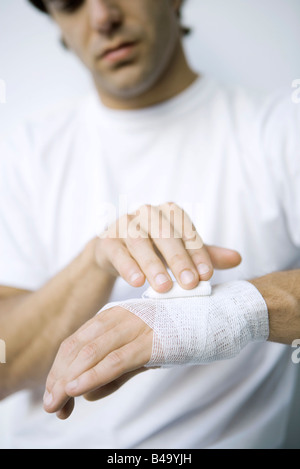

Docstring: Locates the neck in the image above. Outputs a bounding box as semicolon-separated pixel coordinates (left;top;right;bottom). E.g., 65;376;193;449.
96;42;199;110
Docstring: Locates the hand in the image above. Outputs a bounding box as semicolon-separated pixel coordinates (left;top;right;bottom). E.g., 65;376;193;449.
44;202;242;418
43;306;153;420
94;202;241;292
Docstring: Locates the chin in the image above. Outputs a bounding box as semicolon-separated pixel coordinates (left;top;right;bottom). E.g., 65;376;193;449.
95;62;164;100
107;82;152;100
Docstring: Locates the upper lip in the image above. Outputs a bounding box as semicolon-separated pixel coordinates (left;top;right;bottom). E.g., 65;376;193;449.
100;41;137;58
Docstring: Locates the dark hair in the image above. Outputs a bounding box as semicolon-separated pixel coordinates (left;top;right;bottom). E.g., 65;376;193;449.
27;0;48;13
27;0;191;36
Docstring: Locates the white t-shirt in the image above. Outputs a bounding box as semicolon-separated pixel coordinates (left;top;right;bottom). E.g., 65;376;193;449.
0;77;299;449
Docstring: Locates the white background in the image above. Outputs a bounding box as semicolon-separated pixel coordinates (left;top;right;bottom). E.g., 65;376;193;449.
0;0;299;448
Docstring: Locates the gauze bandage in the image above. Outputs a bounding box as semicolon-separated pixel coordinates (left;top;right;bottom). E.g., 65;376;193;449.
99;280;269;367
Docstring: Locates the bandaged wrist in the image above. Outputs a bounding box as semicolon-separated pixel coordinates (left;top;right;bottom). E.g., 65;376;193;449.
99;280;269;367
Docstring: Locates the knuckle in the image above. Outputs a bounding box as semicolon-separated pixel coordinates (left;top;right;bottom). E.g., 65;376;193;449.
95;238;118;267
109;247;133;275
169;252;187;267
143;258;161;272
108;349;126;369
111;244;126;259
88;366;100;385
126;233;147;247
79;342;98;361
59;336;78;356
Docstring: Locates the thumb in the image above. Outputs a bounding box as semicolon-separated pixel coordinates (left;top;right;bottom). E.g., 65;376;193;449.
205;245;242;270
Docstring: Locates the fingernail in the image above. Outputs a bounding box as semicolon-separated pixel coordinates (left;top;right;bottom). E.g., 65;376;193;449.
155;273;170;285
197;263;210;276
130;272;143;283
43;390;53;407
180;270;195;285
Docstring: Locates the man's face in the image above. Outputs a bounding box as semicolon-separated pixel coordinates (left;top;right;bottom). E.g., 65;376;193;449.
46;0;182;100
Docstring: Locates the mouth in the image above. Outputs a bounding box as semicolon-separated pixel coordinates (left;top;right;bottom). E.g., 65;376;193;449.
100;41;138;64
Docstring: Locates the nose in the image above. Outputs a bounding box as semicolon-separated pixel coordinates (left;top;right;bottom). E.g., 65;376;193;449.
87;0;123;35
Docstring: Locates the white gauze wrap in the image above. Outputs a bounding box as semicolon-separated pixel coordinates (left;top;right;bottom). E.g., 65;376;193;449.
99;280;269;367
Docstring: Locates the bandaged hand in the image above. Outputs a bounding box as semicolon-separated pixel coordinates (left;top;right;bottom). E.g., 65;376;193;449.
101;280;269;366
43;280;269;418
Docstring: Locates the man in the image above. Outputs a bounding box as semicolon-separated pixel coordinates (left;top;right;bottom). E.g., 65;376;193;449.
0;0;299;449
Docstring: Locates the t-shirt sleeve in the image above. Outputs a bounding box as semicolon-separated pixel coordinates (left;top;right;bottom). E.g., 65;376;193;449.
262;91;300;248
0;126;49;290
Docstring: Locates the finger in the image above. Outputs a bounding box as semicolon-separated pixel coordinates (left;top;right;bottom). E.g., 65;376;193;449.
45;335;81;394
127;205;200;289
44;315;114;411
206;246;242;270
186;244;214;280
96;237;145;287
64;334;152;399
45;315;111;393
159;202;203;248
45;309;152;413
84;368;149;401
152;236;201;288
125;232;173;292
158;203;213;281
148;207;202;287
56;397;75;420
64;312;148;384
149;206;211;285
43;388;71;415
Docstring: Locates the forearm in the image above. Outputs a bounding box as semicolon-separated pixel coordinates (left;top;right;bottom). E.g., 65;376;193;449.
0;237;115;398
249;269;300;345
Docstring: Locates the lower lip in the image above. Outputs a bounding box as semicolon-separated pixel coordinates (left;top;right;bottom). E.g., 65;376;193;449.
102;43;137;63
